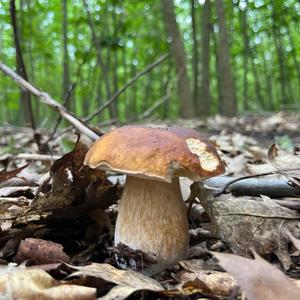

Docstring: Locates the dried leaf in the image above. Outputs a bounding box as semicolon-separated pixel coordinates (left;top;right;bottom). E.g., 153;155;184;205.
268;143;300;187
212;251;300;300
67;263;163;300
14;238;70;265
0;163;30;185
45;138;105;210
179;260;237;297
0;268;96;300
67;262;222;299
199;188;300;270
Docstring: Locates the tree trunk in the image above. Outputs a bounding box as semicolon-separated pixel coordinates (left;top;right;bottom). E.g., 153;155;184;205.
271;4;288;106
83;0;117;120
62;0;71;108
199;0;211;117
161;0;194;118
287;25;300;87
212;30;223;113
240;7;249;111
191;0;199;110
10;0;35;128
262;48;274;110
215;0;236;116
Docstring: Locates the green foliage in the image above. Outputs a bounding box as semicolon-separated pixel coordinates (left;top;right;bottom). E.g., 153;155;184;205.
0;0;300;126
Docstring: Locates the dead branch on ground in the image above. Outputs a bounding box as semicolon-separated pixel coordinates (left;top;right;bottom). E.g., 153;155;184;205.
0;61;100;141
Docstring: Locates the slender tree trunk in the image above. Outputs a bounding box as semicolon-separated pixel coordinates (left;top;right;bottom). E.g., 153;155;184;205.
262;49;274;110
199;0;211;117
62;0;70;108
110;4;119;119
191;0;199;109
143;72;153;111
287;25;300;87
83;0;117;120
250;53;264;108
163;62;172;118
212;30;223;113
10;0;35;128
240;7;249;111
161;0;194;118
271;4;288;106
240;3;263;109
215;0;236;116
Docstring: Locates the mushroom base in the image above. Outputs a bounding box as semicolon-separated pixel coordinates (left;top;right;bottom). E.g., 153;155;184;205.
115;176;189;272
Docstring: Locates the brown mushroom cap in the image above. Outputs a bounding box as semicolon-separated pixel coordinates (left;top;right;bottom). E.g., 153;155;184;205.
84;125;225;183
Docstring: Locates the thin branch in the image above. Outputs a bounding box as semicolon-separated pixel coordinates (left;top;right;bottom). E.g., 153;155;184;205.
46;83;76;143
15;153;61;161
84;53;170;122
133;93;172;122
0;61;100;141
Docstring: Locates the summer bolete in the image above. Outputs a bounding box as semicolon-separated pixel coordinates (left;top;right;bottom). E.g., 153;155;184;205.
84;125;225;272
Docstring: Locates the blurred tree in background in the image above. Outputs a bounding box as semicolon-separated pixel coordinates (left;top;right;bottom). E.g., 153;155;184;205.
0;0;300;127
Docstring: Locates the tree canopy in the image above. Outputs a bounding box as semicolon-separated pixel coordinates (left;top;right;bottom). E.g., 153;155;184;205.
0;0;300;126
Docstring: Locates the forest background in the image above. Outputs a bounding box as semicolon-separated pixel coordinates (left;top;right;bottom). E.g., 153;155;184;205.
0;0;299;128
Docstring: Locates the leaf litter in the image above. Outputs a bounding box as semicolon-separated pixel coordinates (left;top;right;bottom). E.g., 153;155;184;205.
0;113;300;299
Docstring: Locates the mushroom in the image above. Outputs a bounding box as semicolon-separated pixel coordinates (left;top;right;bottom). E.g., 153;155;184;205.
84;125;225;272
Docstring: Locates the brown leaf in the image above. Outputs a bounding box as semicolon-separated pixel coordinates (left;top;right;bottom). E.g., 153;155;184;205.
67;263;163;300
268;143;300;187
178;260;237;297
67;262;222;299
0;163;30;185
201;190;300;270
0;268;96;300
14;238;70;265
212;251;300;300
47;138;105;210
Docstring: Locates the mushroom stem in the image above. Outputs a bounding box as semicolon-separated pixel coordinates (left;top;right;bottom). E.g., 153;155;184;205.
115;176;189;271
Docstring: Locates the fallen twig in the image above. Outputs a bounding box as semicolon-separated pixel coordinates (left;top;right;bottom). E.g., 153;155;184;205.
0;62;100;141
15;153;61;161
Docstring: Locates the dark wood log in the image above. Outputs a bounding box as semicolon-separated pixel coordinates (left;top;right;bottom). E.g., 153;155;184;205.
205;176;300;198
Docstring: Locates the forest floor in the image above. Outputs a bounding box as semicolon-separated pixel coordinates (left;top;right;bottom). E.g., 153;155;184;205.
0;112;300;299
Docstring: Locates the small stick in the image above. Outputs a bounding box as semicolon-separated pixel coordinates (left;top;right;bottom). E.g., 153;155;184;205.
0;62;99;141
15;153;61;161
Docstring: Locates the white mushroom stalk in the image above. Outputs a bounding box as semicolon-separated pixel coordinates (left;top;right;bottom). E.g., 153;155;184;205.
115;176;189;271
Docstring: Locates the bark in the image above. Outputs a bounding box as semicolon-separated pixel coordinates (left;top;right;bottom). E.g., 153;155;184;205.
10;0;35;128
205;176;300;198
199;0;211;117
215;0;236;116
162;0;194;118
